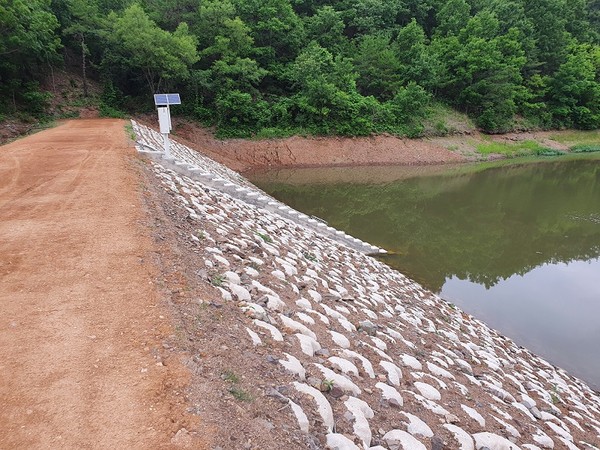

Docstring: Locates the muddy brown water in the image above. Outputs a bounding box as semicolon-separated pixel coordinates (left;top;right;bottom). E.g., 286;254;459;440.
250;156;600;390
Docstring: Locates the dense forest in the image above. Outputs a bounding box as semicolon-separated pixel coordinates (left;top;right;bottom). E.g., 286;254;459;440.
1;0;600;137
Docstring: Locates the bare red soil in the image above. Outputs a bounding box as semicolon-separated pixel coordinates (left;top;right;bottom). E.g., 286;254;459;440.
0;119;200;449
148;118;467;173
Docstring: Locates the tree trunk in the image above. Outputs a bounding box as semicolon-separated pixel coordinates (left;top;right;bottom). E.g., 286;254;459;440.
47;56;56;94
81;34;88;98
143;68;157;95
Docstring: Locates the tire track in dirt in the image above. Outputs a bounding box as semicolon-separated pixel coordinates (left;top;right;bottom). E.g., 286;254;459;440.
0;119;202;449
0;155;21;200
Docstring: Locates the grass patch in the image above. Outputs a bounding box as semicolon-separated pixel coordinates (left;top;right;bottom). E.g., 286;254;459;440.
302;251;317;262
321;379;334;392
1;118;59;145
534;148;565;156
255;231;272;243
29;120;58;134
229;387;253;402
222;370;240;383
222;370;253;401
99;103;127;119
465;152;600;173
422;102;476;136
124;123;136;141
210;274;225;287
571;144;600;153
55;110;80;120
69;95;99;108
475;140;556;157
550;130;600;146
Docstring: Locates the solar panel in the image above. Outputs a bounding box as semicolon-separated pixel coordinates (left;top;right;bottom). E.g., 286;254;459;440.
154;93;181;106
167;93;181;104
154;94;168;106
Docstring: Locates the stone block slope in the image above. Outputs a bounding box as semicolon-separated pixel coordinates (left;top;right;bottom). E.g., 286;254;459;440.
133;121;600;450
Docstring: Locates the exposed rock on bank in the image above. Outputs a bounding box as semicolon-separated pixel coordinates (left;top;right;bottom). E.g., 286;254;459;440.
133;121;600;450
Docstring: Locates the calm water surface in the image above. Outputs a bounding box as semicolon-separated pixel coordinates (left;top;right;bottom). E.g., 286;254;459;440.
250;157;600;390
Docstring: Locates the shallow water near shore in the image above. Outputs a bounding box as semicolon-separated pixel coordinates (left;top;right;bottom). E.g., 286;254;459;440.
250;156;600;390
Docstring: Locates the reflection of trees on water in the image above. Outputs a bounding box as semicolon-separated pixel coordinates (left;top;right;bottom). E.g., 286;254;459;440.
257;160;600;292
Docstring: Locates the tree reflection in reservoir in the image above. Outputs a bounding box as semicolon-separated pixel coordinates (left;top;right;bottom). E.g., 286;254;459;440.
253;158;600;292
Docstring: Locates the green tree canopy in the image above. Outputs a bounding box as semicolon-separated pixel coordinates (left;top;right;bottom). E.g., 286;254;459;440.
0;0;61;73
3;0;600;136
0;0;61;113
105;3;198;94
548;44;600;129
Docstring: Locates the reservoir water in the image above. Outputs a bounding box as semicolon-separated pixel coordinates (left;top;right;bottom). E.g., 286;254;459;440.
250;157;600;390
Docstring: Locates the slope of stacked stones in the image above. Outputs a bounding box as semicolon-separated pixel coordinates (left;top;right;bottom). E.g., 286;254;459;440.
132;121;383;256
133;122;600;449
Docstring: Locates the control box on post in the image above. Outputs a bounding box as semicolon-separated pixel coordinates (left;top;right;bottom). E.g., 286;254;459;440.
158;107;171;134
154;93;181;159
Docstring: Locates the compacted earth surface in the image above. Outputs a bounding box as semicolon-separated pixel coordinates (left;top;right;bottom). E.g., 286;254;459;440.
1;118;600;449
0;120;200;449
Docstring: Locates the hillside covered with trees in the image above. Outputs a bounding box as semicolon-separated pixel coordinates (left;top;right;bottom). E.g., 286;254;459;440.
2;0;600;137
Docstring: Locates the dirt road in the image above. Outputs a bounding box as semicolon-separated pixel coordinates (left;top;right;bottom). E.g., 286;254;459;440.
0;120;195;449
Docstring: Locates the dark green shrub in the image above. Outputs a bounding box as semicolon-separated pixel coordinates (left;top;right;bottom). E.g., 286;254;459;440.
99;103;126;118
571;144;600;153
21;82;52;117
534;148;565;156
101;81;122;108
387;83;430;124
215;90;272;137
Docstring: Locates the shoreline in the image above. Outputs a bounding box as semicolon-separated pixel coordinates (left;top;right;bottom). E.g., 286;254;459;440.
246;152;600;185
3;115;597;172
158;117;599;173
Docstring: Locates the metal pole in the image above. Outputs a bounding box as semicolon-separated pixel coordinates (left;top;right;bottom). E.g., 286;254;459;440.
163;133;171;158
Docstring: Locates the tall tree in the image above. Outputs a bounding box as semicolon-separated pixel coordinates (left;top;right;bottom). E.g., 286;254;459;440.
194;0;236;51
403;0;444;35
433;12;526;131
304;6;348;53
588;0;600;38
524;0;573;75
194;1;265;104
394;19;441;89
435;0;471;36
0;0;61;111
142;0;199;31
104;3;198;95
354;34;402;100
231;0;305;65
337;0;407;37
563;0;596;43
548;44;600;128
289;41;372;134
0;0;61;70
62;0;104;97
